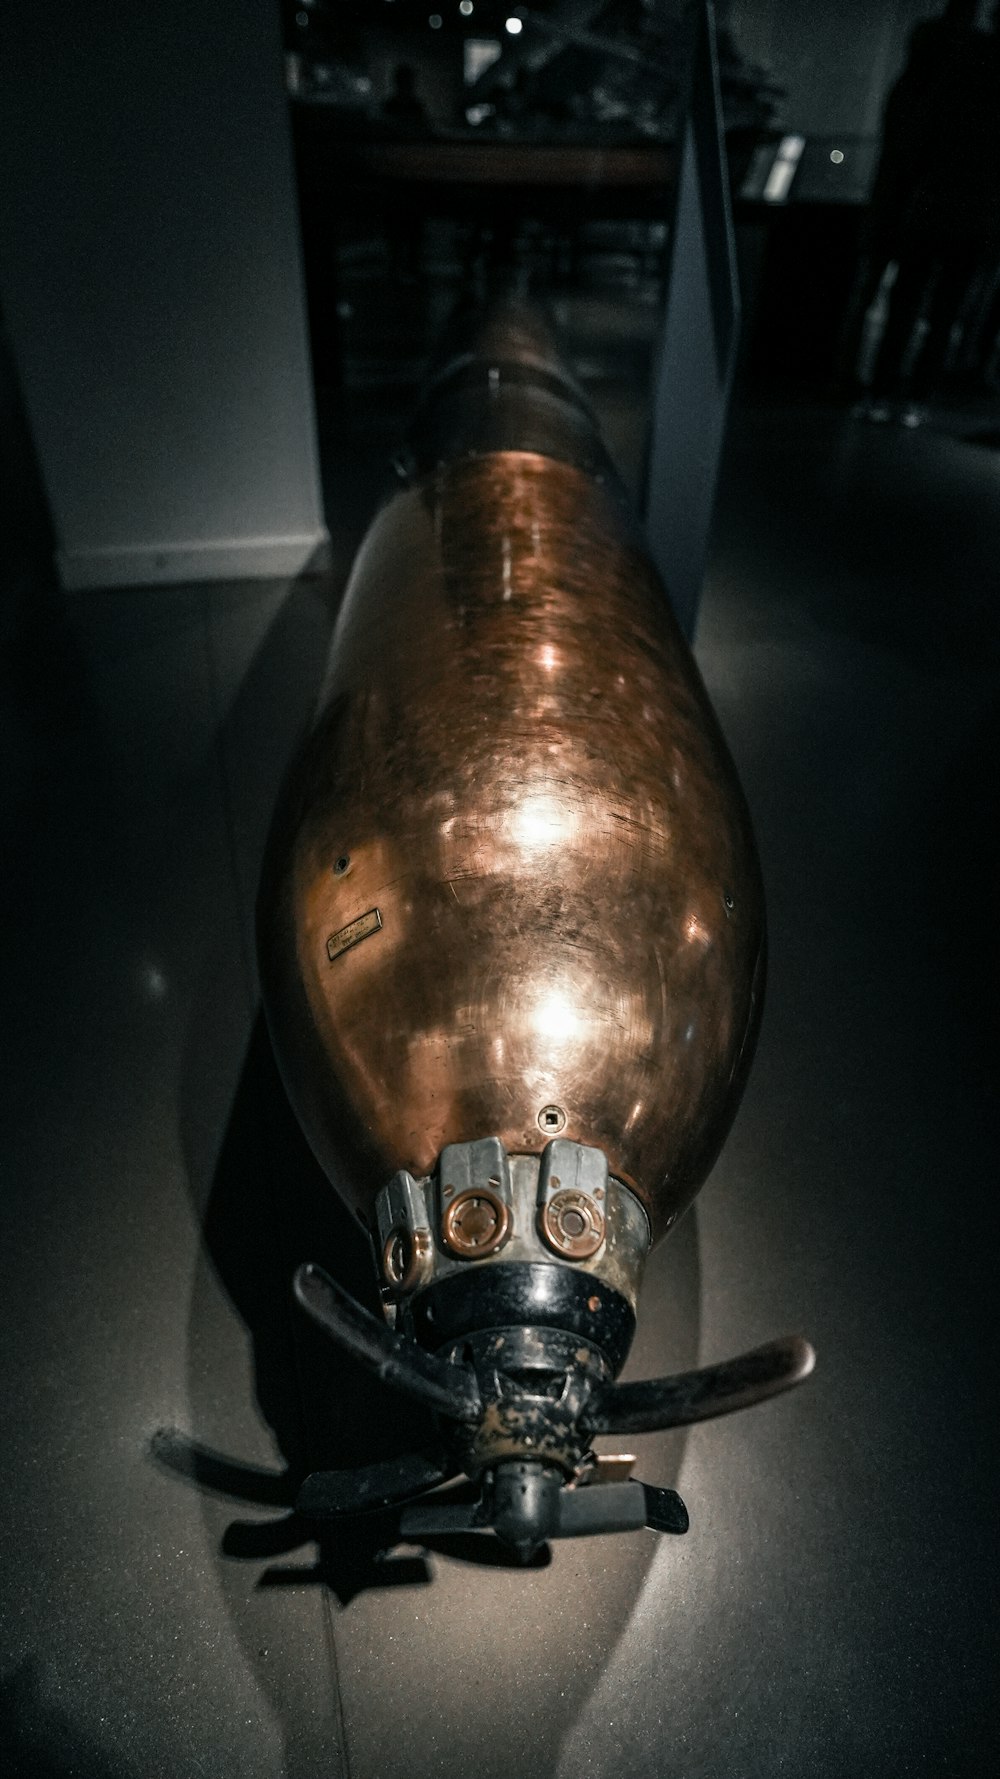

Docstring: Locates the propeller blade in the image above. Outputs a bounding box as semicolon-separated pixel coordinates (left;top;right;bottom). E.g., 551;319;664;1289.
641;1483;690;1534
297;1450;456;1519
399;1498;484;1539
294;1262;481;1422
551;1480;687;1538
401;1476;689;1545
556;1480;649;1537
584;1334;815;1435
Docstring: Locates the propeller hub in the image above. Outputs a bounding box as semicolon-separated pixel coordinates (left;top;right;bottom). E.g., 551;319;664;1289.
444;1325;610;1478
487;1462;564;1563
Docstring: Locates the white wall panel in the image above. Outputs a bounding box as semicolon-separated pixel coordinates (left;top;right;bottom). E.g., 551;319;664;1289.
0;1;327;589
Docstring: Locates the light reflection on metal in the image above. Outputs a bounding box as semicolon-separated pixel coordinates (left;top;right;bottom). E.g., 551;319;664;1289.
509;787;578;853
530;986;582;1048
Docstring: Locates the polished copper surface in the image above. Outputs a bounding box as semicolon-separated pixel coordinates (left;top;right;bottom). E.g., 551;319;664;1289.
258;450;764;1241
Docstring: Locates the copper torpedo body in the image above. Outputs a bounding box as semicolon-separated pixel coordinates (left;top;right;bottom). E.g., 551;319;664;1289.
258;300;813;1560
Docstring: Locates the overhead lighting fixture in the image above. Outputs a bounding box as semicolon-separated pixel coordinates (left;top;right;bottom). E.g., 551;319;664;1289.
763;134;805;204
505;15;523;33
465;37;502;81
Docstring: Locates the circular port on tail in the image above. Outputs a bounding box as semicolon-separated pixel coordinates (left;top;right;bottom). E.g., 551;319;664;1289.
540;1189;605;1261
442;1188;511;1258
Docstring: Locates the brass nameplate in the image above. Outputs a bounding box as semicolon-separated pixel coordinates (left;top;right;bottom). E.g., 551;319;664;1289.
327;906;382;962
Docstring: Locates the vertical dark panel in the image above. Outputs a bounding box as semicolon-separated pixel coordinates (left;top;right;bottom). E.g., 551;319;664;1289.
644;0;740;641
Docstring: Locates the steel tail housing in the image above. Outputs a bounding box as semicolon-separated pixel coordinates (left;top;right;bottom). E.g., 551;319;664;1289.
258;296;814;1559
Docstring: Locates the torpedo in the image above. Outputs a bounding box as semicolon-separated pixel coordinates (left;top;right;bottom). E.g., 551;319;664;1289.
257;297;814;1561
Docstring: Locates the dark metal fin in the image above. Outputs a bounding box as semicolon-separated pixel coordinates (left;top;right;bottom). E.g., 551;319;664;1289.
297;1449;456;1519
641;1483;690;1535
293;1262;481;1421
400;1476;689;1545
555;1480;650;1538
399;1497;484;1539
583;1335;815;1435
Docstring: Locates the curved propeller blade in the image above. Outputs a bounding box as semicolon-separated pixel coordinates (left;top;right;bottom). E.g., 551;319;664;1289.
400;1497;484;1540
556;1480;688;1538
294;1263;481;1422
297;1449;456;1519
400;1479;689;1543
641;1483;690;1535
583;1335;815;1436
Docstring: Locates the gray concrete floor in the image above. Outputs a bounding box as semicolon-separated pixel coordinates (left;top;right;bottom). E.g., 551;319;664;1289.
2;318;999;1775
